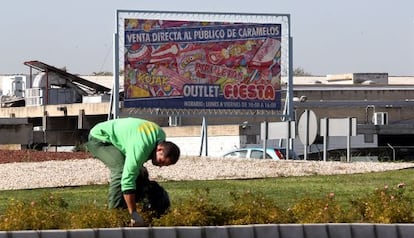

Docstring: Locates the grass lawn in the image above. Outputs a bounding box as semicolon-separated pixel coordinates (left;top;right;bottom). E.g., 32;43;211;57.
1;168;414;212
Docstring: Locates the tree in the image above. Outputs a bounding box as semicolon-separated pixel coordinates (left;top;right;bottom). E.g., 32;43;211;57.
293;67;312;76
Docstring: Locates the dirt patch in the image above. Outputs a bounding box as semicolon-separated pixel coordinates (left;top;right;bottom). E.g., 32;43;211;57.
0;150;92;164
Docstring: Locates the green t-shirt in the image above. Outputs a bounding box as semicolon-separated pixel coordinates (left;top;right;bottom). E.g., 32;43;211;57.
89;117;166;191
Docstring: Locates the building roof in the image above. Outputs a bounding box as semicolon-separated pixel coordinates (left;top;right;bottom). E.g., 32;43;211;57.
23;60;111;93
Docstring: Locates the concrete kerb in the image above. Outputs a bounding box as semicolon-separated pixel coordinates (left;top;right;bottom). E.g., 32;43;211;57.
1;223;414;238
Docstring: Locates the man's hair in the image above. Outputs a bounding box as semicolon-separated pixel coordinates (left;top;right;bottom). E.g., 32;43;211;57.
159;141;180;164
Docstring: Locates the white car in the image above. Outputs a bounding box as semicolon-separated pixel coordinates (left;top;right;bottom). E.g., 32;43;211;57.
222;147;287;160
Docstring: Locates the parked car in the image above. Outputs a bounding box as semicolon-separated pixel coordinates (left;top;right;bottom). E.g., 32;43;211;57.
278;148;299;160
222;147;290;160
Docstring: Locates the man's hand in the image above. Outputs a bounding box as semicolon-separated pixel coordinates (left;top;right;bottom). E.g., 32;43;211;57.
130;211;145;227
124;193;144;226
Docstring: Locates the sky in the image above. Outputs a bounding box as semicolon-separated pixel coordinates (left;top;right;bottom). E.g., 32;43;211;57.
0;0;413;76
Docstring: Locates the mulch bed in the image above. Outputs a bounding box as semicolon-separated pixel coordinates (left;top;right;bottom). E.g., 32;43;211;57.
0;150;92;164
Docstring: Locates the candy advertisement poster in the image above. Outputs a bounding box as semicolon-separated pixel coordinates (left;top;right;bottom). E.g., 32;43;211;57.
123;19;282;110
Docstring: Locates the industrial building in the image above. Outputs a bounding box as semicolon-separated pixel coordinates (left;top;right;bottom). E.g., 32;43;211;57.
1;61;414;160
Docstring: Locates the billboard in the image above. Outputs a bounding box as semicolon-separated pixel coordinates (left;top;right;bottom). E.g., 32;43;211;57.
123;19;282;110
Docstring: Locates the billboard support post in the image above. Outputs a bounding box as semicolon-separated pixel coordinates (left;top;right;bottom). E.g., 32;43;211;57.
287;36;294;121
199;117;208;157
110;32;120;120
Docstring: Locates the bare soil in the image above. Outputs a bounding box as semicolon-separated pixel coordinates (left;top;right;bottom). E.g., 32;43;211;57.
0;150;92;164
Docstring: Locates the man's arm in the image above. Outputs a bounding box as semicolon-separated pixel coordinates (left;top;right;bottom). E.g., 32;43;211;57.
121;151;146;226
124;193;136;214
124;193;145;226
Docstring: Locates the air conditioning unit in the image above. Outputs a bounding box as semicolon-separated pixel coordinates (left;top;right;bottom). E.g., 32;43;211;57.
373;112;388;125
168;116;182;127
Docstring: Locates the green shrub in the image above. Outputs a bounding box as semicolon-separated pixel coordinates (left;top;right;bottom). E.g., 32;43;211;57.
348;183;414;223
66;203;129;229
153;189;231;226
72;143;87;152
1;183;414;230
290;192;350;223
153;190;291;226
0;193;68;230
227;191;291;224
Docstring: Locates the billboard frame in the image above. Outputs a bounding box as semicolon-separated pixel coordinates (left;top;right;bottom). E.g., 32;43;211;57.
112;10;293;121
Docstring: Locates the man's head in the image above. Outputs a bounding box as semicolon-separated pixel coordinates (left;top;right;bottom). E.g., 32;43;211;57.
152;141;180;167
